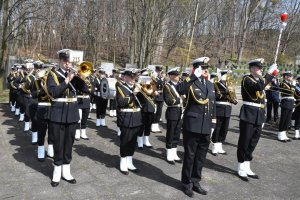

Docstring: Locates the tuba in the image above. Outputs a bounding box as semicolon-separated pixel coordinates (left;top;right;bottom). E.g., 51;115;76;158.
226;72;238;105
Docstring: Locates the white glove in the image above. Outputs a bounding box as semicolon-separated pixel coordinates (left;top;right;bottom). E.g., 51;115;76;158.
211;128;214;137
280;22;287;30
268;63;278;75
194;67;202;77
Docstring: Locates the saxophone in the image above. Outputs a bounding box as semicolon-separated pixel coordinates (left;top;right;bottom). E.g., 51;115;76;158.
226;73;238;105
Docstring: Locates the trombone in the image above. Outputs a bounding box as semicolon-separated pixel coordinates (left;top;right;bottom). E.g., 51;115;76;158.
68;61;94;79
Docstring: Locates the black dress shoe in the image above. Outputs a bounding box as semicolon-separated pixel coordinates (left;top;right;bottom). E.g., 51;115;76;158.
46;155;54;159
167;160;176;165
183;188;194;198
62;177;77;184
144;145;153;149
138;147;143;150
248;174;259;179
128;168;140;173
51;181;59;187
237;174;248;182
75;138;80;141
32;142;37;145
81;137;89;140
293;137;299;140
211;152;218;156
278;139;287;143
120;170;129;175
174;159;182;163
193;186;207;195
37;158;45;162
219;152;227;155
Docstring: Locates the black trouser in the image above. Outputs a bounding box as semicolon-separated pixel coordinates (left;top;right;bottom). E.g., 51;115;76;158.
77;108;90;129
211;116;230;143
110;99;116;110
37;119;53;146
29;102;38;132
17;94;25;114
279;108;293;131
237;120;261;163
96;97;108;118
24;96;32;122
154;101;163;123
139;112;154;137
166;119;182;149
293;107;300;130
15;92;21;109
267;100;279;121
10;91;18;106
48;122;77;166
120;126;143;157
181;131;210;190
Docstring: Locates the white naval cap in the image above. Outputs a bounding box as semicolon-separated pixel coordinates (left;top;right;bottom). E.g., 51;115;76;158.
57;49;71;60
24;59;34;63
248;58;265;68
167;67;180;75
191;57;210;67
282;71;292;76
210;72;218;79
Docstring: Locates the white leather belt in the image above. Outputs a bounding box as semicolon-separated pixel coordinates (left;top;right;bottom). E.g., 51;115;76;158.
77;95;90;99
52;98;77;102
243;101;264;109
120;108;141;112
281;97;295;100
168;104;181;108
38;102;51;106
216;102;231;106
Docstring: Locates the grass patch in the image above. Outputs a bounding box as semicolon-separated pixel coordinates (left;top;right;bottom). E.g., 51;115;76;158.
0;89;9;103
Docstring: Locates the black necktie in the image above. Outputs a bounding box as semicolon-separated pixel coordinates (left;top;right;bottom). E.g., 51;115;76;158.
64;72;68;77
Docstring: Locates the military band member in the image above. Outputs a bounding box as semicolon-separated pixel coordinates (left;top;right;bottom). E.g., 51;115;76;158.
109;69;118;117
237;59;277;181
31;62;54;161
211;70;235;156
116;69;143;175
136;75;156;149
163;67;182;164
177;57;216;197
19;61;36;133
75;74;93;141
15;64;28;122
47;49;81;187
209;72;217;83
181;71;190;82
94;68;109;127
266;76;280;123
277;71;295;142
151;66;164;133
11;64;25;116
7;64;18;112
293;76;300;139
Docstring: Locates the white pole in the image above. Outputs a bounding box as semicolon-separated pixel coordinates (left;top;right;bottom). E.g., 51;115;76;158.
274;26;283;64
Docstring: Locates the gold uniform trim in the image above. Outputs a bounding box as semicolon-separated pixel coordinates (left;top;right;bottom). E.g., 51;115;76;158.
242;76;265;101
189;85;209;105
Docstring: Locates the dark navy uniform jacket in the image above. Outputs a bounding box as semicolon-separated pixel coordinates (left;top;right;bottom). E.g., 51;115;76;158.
177;74;216;135
163;81;182;121
116;81;143;128
214;80;232;118
239;74;273;125
46;68;81;123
